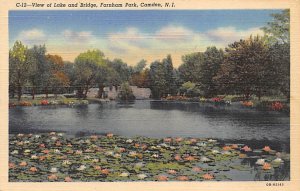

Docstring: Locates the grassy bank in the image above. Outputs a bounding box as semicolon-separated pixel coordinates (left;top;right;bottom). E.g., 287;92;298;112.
9;96;89;107
163;95;289;113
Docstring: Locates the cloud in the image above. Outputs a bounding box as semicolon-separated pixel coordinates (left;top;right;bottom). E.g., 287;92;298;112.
62;30;94;43
17;28;46;45
206;26;264;45
155;25;195;41
12;25;266;67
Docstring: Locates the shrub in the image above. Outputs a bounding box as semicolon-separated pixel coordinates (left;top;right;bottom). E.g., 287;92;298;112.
271;101;283;111
211;97;222;102
242;101;253;107
19;101;32;106
41;100;49;105
9;103;17;108
118;82;135;101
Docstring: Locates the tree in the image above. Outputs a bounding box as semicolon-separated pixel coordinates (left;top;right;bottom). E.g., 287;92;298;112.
162;55;176;95
262;9;290;99
46;54;70;98
200;47;224;97
269;43;290;99
74;49;105;98
27;45;47;99
9;41;33;101
261;9;290;45
63;61;76;94
180;81;201;97
133;59;147;73
214;36;273;100
149;60;167;98
118;82;135;100
178;52;204;83
130;68;151;88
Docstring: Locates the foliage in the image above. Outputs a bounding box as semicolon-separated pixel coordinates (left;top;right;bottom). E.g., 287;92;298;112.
149;55;176;98
118;82;135;100
46;54;70;97
74;49;106;98
242;101;254;107
214;35;274;100
9;41;33;100
180;81;201;97
271;101;283;111
261;9;290;45
130;69;151;88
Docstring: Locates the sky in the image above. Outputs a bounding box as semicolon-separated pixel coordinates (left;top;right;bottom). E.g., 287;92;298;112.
9;10;282;67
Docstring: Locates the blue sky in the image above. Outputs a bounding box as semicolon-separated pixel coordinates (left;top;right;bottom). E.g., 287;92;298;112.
9;10;282;67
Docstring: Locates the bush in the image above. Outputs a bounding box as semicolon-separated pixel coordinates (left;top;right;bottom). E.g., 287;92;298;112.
271;101;283;111
242;101;253;107
41;100;49;105
19;101;32;106
118;82;135;101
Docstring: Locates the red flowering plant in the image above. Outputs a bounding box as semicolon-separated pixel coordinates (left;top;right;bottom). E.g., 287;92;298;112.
271;101;283;111
242;101;253;107
211;97;222;102
41;100;49;105
19;101;32;106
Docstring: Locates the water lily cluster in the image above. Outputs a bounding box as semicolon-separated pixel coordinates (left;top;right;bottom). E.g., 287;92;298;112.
9;132;289;182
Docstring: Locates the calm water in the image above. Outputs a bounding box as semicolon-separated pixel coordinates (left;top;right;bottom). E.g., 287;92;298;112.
10;100;289;151
9;100;290;181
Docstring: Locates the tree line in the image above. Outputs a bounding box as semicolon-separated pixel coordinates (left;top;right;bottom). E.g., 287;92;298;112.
9;10;289;101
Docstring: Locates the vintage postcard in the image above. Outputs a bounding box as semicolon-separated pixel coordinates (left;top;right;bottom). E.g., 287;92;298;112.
0;0;299;190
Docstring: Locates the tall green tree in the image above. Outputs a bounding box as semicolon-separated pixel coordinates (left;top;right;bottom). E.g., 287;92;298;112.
27;45;47;99
149;60;167;98
133;59;147;73
162;55;175;95
178;52;204;84
262;9;290;99
200;47;224;97
262;9;290;45
9;41;33;101
74;49;106;98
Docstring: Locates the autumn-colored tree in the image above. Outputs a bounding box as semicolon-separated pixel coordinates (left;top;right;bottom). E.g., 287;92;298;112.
130;69;151;88
46;54;70;98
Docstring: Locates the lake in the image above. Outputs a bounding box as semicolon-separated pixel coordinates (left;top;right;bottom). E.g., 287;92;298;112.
9;100;290;150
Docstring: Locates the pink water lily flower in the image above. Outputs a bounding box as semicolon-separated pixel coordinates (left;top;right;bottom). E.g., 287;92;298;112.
9;162;15;169
202;173;214;180
167;169;177;175
192;167;202;172
164;138;172;143
64;176;72;182
175;137;183;142
19;161;27;167
177;176;189;181
29;167;38;173
48;174;58;181
156;175;168;181
241;146;252;152
174;154;182;161
263;146;271;152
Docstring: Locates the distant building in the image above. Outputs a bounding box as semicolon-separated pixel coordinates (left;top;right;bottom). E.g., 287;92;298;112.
87;86;151;100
